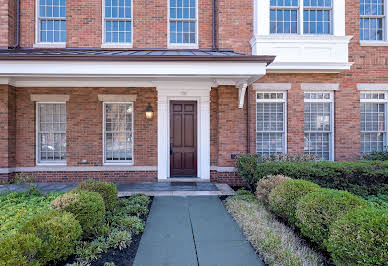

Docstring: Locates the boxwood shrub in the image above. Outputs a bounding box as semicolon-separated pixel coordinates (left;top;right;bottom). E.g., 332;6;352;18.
236;156;388;197
268;180;320;224
19;209;82;264
0;233;42;266
296;189;367;246
326;207;388;265
256;175;291;206
77;179;118;212
51;190;105;238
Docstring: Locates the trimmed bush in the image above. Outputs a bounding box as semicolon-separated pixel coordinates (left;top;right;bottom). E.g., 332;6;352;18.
237;158;388;197
112;216;145;234
51;190;105;238
326;207;388;265
268;180;320;224
77;179;118;212
296;189;367;246
0;233;42;266
256;175;291;205
19;209;82;264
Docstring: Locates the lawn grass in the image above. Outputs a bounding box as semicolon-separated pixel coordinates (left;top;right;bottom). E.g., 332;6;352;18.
225;196;325;266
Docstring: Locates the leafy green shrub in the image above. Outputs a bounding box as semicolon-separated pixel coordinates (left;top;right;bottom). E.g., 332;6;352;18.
75;237;109;263
126;193;150;207
268;180;320;224
237;159;388;197
19;209;82;264
77;180;118;212
112;216;145;234
256;175;291;205
116;195;150;217
326;207;388;265
367;193;388;209
296;189;367;246
51;190;105;238
233;189;257;202
107;229;132;250
361;150;388;161
236;154;261;187
0;233;42;266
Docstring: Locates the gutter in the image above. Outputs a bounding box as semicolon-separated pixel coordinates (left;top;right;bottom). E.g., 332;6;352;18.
11;0;20;49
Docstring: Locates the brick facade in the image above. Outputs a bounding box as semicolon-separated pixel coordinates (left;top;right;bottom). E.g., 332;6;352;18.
0;0;387;185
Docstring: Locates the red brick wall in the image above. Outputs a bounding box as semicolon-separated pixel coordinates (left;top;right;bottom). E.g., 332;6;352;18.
210;87;218;165
0;0;16;48
0;85;16;169
15;87;157;167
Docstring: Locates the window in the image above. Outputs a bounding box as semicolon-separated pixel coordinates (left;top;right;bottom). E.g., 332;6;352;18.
103;0;132;44
103;103;133;164
169;0;197;45
256;92;287;156
360;92;387;153
270;0;332;34
36;103;66;164
304;92;333;160
37;0;66;43
360;0;385;41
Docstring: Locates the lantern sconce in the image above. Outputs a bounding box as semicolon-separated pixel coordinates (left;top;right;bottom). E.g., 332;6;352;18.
145;103;154;120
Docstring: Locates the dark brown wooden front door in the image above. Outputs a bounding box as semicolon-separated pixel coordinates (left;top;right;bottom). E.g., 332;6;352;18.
170;101;197;177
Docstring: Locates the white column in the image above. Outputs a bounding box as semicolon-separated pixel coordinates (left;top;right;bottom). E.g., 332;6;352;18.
157;95;169;180
199;95;211;179
254;0;270;36
333;0;346;36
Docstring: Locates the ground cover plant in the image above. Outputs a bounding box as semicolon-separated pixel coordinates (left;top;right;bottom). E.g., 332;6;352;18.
0;179;151;266
225;190;325;266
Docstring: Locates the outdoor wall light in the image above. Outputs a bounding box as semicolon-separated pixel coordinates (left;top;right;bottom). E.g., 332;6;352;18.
145;103;154;119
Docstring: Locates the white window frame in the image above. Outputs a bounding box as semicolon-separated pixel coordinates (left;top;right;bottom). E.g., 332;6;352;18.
269;0;333;35
101;0;133;49
36;102;67;166
360;91;388;153
304;91;335;161
34;0;66;48
256;91;288;156
167;0;199;49
254;0;345;36
102;102;134;165
360;0;388;45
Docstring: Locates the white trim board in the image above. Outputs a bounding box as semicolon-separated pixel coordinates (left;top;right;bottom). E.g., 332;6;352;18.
357;84;388;91
0;166;157;174
253;83;291;91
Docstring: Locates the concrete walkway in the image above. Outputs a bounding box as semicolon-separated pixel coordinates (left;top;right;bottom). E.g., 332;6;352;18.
133;196;263;266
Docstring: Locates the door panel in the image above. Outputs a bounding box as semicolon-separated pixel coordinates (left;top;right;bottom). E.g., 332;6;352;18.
170;101;197;177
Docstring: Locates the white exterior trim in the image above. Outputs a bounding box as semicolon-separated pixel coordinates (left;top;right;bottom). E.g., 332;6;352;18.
156;81;211;180
301;83;339;91
31;94;70;102
33;43;66;48
98;94;137;102
210;166;236;172
253;83;291;91
0;166;157;174
360;41;388;47
357;84;388;91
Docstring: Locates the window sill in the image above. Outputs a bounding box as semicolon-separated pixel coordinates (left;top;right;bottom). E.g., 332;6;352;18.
101;43;133;49
36;162;67;166
167;43;199;49
360;41;388;47
33;43;66;48
103;162;134;166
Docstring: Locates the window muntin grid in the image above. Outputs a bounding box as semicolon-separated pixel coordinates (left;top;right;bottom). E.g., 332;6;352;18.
37;103;66;163
360;0;385;41
360;92;387;153
256;92;286;156
270;0;299;34
304;92;333;160
104;103;133;163
38;0;66;43
303;0;332;34
104;0;132;43
169;0;197;44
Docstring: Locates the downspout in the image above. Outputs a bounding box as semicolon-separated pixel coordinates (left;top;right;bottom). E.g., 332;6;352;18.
212;0;216;50
12;0;20;49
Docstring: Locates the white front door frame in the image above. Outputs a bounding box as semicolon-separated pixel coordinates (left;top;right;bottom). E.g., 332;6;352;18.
156;81;212;180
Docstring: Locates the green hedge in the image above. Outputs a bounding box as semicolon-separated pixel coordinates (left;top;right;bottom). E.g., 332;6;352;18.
326;207;388;265
77;180;118;212
237;157;388;197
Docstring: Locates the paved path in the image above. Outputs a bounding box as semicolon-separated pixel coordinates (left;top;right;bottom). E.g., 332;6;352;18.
133;196;263;266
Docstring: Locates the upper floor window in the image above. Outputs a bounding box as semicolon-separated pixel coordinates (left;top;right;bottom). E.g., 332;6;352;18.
103;0;132;44
37;0;66;43
270;0;332;34
360;0;385;41
360;92;387;153
169;0;197;46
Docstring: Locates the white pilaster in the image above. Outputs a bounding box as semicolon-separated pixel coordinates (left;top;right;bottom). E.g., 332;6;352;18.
157;95;169;180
